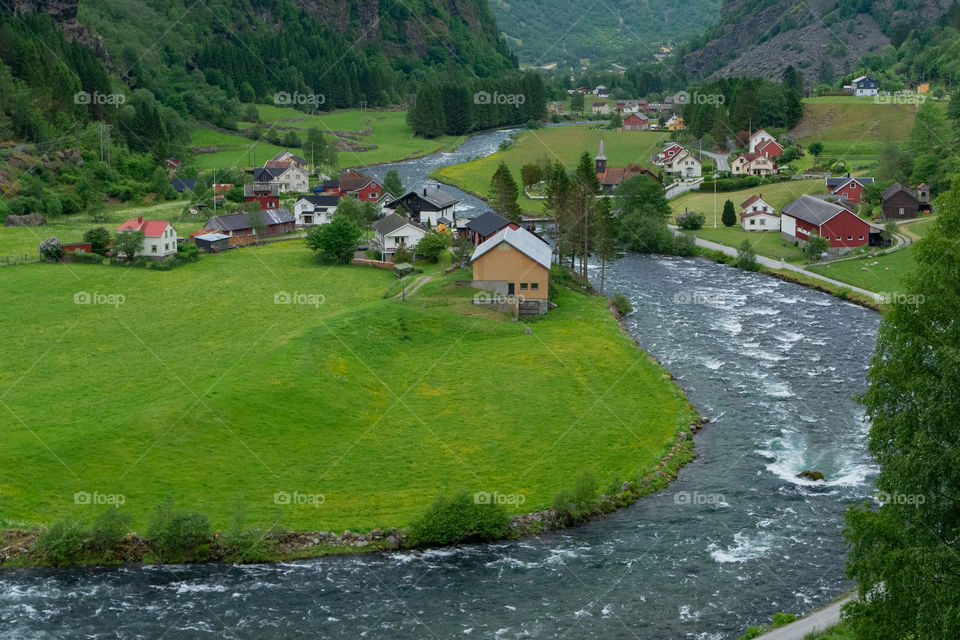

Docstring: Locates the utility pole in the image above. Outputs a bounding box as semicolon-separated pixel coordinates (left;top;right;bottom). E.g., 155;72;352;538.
213;168;217;214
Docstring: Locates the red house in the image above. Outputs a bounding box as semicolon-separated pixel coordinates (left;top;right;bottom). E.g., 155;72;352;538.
244;184;279;210
623;113;649;130
338;172;384;203
755;138;783;159
825;174;875;205
781;194;875;255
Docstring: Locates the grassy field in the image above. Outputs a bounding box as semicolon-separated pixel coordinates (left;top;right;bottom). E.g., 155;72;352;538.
0;242;695;533
791;99;931;157
808;245;917;293
691;225;806;261
191;107;462;171
670;178;829;217
433;124;668;214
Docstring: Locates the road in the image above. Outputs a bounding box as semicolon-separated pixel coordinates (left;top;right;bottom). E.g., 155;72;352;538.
756;594;855;639
700;149;730;172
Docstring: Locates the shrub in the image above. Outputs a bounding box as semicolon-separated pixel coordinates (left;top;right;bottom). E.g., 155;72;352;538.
735;240;760;271
67;251;105;264
526;119;543;130
365;248;382;260
32;516;87;565
672;232;697;256
676;210;705;230
38;237;63;262
552;470;600;520
611;293;633;315
407;489;511;546
147;498;211;559
392;245;413;263
89;507;134;553
772;612;796;627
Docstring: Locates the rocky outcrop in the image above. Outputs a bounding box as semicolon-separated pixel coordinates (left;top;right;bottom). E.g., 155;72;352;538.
797;470;826;482
1;0;110;63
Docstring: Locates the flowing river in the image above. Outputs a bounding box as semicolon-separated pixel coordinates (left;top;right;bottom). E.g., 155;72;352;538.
0;130;880;639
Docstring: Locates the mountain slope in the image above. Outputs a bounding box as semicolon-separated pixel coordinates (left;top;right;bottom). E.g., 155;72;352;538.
678;0;956;83
490;0;720;66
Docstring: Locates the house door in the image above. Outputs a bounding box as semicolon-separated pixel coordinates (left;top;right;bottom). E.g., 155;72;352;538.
508;283;515;295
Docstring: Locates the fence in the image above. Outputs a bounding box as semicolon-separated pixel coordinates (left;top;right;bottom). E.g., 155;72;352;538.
0;253;40;267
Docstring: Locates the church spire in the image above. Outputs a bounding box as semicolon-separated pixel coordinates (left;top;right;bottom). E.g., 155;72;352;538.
595;139;607;174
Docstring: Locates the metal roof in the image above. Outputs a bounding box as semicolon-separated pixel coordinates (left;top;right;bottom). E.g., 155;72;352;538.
465;211;511;236
471;226;551;270
372;213;425;236
781;194;849;226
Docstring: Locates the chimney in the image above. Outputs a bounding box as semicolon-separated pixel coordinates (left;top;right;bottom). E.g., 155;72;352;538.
423;188;427;196
138;215;143;223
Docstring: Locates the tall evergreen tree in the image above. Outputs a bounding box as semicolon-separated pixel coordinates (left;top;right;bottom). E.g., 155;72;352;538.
489;162;521;223
721;199;737;227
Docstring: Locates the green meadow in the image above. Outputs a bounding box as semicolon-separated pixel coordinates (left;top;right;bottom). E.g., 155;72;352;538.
0;242;695;533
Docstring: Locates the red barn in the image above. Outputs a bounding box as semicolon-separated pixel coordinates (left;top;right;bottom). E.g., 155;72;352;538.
825;175;875;205
623;113;649;130
338;172;384;203
244;184;280;210
781;194;875;255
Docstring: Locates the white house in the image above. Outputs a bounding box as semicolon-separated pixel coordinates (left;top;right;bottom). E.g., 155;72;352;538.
731;153;777;176
748;129;775;154
116;216;178;258
371;213;428;261
665;149;702;179
739;194;780;231
847;76;878;97
253;164;309;194
293;195;340;227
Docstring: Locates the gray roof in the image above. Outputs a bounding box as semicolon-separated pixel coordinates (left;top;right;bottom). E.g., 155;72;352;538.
881;182;916;201
781;194;848;226
244;184;280;197
826;174;875;190
296;195;340;207
171;178;197;192
206;208;294;232
194;232;230;242
372;213;425;236
465;211;511;237
386;187;458;211
253;167;286;182
471;226;551;270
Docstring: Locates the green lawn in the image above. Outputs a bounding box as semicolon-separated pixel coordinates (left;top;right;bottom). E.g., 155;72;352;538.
433;124;668;214
791;100;933;156
0;243;695;533
670;179;829;217
191;107;463;171
691;225;806;261
808;245;917;293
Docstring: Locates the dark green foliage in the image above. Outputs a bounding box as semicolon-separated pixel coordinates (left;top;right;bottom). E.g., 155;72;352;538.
735;240;760;271
805;234;830;260
89;507;134;553
677;210;705;230
414;230;452;262
552;470;600;520
305;212;362;263
37;237;63;261
31;516;87;566
383;169;404;198
114;230;144;261
683;77;804;140
147;498;211;560
721;199;737;227
614;175;675;254
771;612;796;627
611;293;633;315
489;162;522;222
83;226;112;255
407;489;511;546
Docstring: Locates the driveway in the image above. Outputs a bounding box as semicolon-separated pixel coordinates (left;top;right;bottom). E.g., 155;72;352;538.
701;150;730;172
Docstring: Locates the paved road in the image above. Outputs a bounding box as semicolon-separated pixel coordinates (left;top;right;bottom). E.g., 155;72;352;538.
757;594;855;639
677;231;884;303
701;149;730;172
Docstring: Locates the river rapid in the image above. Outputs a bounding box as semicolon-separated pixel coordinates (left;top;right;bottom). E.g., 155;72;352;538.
0;130;880;639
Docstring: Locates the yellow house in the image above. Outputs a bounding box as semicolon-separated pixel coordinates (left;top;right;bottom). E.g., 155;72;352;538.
470;226;551;315
666;115;686;130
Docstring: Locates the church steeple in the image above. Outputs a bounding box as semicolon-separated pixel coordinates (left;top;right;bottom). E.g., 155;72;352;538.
595;139;607;174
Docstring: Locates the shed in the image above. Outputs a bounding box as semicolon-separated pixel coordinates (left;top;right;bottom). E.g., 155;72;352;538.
393;262;417;278
193;232;230;253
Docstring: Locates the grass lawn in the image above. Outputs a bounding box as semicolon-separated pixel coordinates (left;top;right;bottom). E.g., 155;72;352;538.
0;242;695;533
691;225;806;261
807;245;917;293
190;107;463;171
432;124;669;214
670;178;829;217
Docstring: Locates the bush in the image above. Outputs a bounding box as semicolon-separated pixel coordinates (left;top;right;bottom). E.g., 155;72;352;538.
147;498;211;559
672;232;697;256
365;248;382;260
32;516;87;565
772;612;796;627
89;507;134;553
526;118;543;129
611;293;633;315
392;245;413;263
67;251;105;264
676;210;705;230
407;489;511;546
38;237;63;262
735;240;760;271
552;470;599;520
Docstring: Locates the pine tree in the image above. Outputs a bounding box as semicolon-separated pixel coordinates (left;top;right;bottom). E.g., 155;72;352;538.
721;199;737;227
592;196;619;293
489;162;521;223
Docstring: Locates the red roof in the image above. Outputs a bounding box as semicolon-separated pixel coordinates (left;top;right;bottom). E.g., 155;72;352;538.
624;113;648;122
740;194;763;209
118;217;171;237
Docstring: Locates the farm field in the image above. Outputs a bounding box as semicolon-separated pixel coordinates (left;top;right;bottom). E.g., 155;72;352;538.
807;244;917;293
0;242;695;533
790;99;934;156
432;124;668;214
190;107;463;170
670;178;829;218
690;225;806;261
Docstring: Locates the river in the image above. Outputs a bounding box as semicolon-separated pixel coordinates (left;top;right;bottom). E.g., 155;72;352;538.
0;130;880;639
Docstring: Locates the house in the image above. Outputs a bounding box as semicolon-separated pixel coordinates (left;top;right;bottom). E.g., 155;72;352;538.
665;115;686;131
212;183;234;195
781;194;874;255
244;183;280;210
731;153;777;176
664;149;702;179
846;76;878;97
740;195;780;231
205;208;296;244
592;101;611;116
880;183;919;220
193;232;230;253
165;158;182;171
371;213;427;261
253;164;309;194
548;101;564;114
825;174;875;204
755;138;784;159
470;226;551;315
748;130;775;154
62;242;94;253
594;85;610;97
171;178;197;194
594;140;659;191
654;142;686;166
384;186;459;227
266;150;308;171
337;171;384;203
116;216;178;258
464;211;517;246
623;113;649;131
293;195;340;227
916;183;934;213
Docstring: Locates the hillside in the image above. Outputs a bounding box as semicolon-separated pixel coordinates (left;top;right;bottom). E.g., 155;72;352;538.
491;0;720;66
678;0;956;84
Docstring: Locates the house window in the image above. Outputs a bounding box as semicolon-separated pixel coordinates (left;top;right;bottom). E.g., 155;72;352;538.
531;283;539;290
520;283;529;290
858;235;864;240
749;219;756;225
151;245;157;253
760;219;766;226
370;192;378;200
304;215;313;224
847;236;853;241
836;236;842;241
899;207;904;215
165;243;169;251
